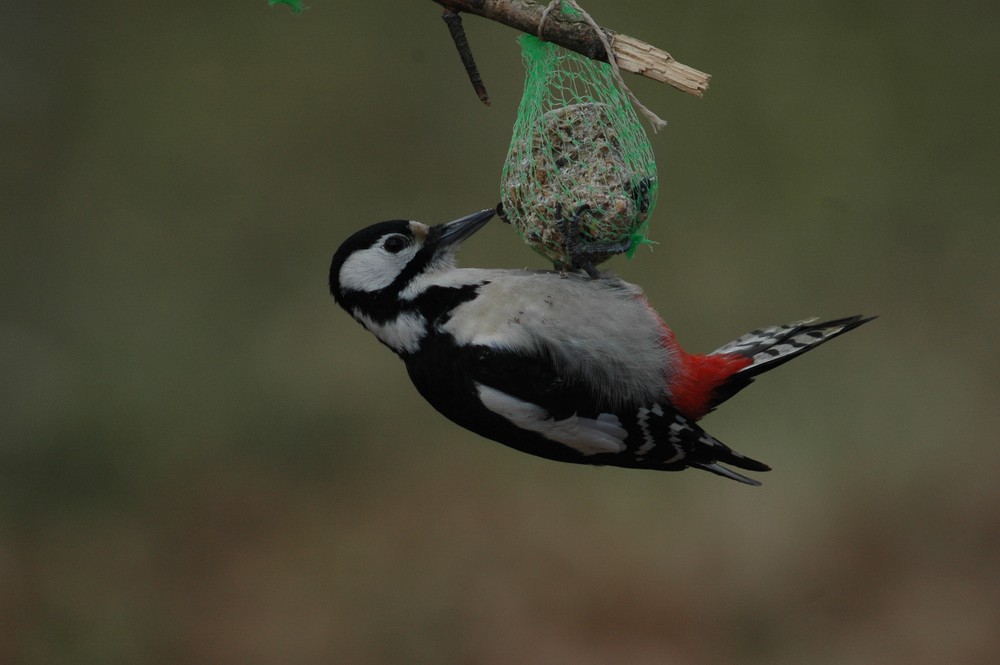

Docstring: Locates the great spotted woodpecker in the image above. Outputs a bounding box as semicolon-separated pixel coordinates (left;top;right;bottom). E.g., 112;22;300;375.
329;208;872;485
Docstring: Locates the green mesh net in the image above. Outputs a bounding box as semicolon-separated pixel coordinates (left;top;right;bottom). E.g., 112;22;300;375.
500;33;658;269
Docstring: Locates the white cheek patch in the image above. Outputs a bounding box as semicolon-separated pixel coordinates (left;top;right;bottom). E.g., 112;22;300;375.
476;383;627;456
354;310;426;355
339;243;420;293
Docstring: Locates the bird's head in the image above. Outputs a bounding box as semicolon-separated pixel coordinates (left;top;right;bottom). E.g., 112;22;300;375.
329;208;495;347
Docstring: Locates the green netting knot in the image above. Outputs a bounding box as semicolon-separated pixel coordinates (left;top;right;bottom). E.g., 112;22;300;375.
559;2;580;17
268;0;304;13
500;34;659;269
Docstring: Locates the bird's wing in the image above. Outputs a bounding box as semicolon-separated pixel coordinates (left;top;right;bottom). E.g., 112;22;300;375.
408;342;769;484
468;346;628;457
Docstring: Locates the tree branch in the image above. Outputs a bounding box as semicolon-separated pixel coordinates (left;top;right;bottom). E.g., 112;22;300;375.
432;0;710;97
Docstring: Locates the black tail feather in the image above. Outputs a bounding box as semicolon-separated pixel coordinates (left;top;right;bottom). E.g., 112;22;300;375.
686;315;873;485
691;462;764;486
706;314;875;411
691;434;772;486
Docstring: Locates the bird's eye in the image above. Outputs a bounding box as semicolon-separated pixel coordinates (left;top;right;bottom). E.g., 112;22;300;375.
382;235;408;254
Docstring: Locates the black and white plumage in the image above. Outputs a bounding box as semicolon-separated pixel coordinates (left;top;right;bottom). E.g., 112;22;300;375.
329;209;873;485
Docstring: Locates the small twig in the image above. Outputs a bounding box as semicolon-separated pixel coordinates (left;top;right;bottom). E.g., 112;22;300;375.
433;0;710;97
441;10;491;106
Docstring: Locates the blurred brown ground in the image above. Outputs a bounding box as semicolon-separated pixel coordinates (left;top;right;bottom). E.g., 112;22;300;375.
2;1;998;663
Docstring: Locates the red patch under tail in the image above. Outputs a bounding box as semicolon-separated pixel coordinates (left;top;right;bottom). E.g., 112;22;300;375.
660;326;752;421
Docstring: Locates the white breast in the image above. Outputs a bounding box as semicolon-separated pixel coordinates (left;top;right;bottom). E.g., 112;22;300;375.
438;269;675;407
353;309;426;355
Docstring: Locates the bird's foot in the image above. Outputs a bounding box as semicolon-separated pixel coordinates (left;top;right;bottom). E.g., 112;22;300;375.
557;204;631;278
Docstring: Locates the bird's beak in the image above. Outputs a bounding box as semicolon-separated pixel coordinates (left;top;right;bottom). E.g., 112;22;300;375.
427;208;496;249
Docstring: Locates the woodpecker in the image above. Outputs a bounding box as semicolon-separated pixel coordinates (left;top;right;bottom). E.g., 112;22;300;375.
329;208;873;485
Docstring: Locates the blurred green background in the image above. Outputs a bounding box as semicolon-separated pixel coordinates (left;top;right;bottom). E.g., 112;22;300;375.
2;1;998;663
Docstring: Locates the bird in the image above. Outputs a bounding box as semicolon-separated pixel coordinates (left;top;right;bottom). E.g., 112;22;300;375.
329;208;873;485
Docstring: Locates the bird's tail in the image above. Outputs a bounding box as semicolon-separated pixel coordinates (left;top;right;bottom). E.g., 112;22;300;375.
689;432;772;486
703;315;875;413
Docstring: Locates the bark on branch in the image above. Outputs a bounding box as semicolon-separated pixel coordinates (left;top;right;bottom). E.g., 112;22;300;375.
432;0;710;97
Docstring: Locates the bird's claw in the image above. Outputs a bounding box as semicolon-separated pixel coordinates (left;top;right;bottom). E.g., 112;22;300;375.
556;204;631;278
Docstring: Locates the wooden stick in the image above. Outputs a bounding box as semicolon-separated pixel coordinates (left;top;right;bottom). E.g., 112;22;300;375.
611;33;708;97
432;0;710;97
441;9;492;105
